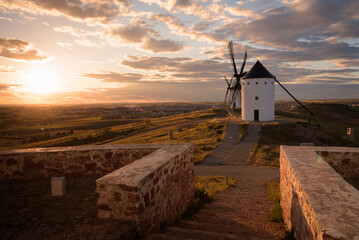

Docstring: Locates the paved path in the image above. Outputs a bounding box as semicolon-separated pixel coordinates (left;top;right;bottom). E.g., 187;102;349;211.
194;165;279;182
221;123;261;166
203;119;240;165
146;118;283;239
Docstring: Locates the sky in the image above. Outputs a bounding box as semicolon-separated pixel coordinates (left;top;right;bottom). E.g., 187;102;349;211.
0;0;358;104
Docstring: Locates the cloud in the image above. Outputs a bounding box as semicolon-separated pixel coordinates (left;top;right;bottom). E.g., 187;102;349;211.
75;39;99;47
79;71;144;82
122;55;230;81
53;25;99;38
0;65;16;73
141;37;184;53
105;19;185;53
226;6;260;19
140;0;225;21
57;42;73;48
0;16;13;22
0;0;132;23
149;14;226;45
0;38;48;62
105;19;158;43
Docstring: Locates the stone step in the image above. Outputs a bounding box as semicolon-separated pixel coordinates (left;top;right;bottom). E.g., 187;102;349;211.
174;219;241;234
162;226;238;240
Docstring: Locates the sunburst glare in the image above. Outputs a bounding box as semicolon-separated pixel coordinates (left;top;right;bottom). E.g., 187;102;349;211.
23;67;59;94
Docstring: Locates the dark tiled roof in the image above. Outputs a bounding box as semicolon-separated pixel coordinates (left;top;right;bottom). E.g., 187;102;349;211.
242;60;275;79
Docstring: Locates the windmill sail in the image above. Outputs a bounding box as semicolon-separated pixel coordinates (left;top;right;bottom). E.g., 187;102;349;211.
224;41;247;108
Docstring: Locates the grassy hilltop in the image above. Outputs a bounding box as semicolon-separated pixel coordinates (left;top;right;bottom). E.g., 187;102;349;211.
0;100;358;166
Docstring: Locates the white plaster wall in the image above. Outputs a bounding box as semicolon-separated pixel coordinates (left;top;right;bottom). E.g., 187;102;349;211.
241;78;274;121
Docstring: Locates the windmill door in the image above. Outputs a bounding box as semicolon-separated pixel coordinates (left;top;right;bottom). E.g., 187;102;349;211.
254;110;259;121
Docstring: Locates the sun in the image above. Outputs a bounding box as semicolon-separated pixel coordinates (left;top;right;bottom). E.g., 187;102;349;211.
24;67;59;94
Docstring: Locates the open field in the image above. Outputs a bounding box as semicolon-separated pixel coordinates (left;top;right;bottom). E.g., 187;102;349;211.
1;100;358;166
0;107;227;149
252;100;359;167
110;119;227;164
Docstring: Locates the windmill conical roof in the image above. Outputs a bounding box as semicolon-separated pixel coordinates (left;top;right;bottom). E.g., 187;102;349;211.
242;60;275;79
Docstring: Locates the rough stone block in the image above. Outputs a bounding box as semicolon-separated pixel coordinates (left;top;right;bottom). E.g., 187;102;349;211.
51;177;66;196
96;143;194;236
280;146;359;240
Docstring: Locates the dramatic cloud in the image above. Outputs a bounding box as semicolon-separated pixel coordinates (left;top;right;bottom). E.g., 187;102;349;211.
122;55;230;81
79;71;144;82
105;19;185;52
226;6;260;19
140;0;225;21
149;14;226;45
217;0;359;61
0;0;132;23
105;19;158;43
0;0;358;104
141;37;184;53
0;38;47;62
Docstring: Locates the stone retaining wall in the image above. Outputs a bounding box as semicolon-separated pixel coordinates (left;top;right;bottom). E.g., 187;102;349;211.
280;146;359;240
96;143;194;236
0;145;158;181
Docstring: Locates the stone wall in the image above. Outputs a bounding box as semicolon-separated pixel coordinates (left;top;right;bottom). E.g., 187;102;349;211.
96;143;194;236
280;146;359;240
0;145;158;181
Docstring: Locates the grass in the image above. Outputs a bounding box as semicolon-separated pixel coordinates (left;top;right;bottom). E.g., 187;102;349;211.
5;108;228;150
194;176;236;198
264;181;296;240
182;176;236;219
109;119;227;164
253;118;355;167
264;181;283;223
254;123;297;167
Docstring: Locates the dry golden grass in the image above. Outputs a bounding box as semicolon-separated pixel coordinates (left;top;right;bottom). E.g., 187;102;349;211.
110;119;226;164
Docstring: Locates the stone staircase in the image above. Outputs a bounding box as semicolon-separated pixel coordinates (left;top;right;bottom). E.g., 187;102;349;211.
145;180;282;240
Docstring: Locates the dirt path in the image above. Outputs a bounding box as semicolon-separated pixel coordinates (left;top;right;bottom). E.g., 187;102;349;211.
147;119;283;239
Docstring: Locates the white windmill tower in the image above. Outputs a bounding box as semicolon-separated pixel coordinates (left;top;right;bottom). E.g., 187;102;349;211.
225;41;314;122
241;60;275;121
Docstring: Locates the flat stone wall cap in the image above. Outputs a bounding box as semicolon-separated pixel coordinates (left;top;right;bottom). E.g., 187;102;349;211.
96;143;193;188
281;145;359;239
0;143;189;155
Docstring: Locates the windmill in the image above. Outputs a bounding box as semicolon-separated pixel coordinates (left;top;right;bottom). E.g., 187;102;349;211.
225;40;314;123
224;41;247;108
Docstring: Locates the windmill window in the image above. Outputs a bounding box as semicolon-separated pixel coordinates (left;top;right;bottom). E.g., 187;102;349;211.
256;82;258;85
265;82;267;84
247;82;249;85
255;96;258;100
